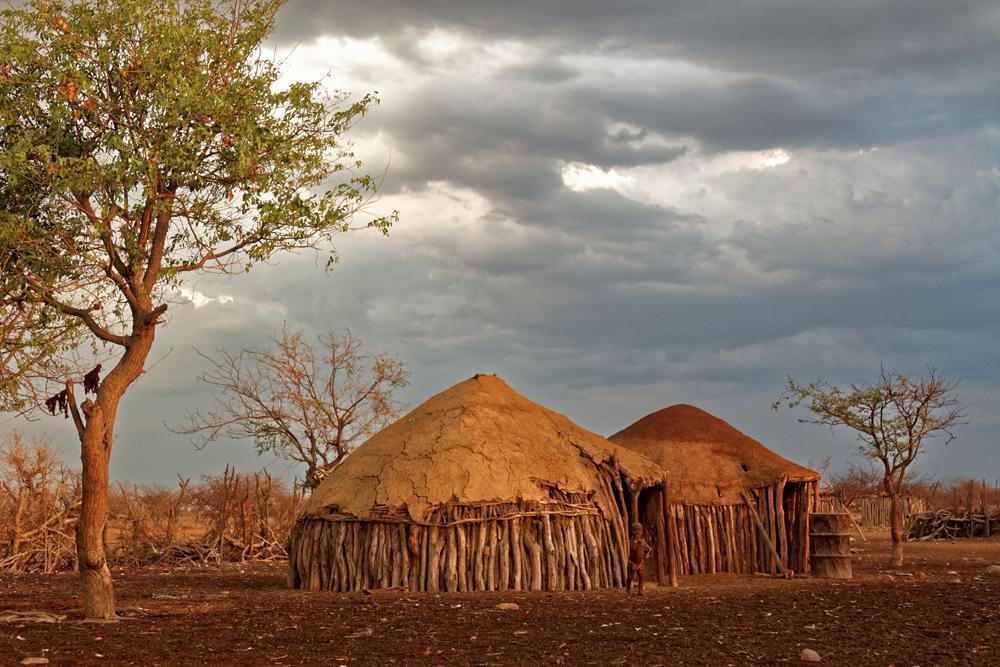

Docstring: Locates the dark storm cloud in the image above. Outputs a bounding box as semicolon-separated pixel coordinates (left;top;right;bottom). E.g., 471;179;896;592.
280;1;1000;153
15;1;999;484
373;77;686;202
277;0;999;78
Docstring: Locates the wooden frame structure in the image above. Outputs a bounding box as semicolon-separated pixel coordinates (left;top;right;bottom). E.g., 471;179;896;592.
287;375;671;592
610;404;821;578
289;465;676;592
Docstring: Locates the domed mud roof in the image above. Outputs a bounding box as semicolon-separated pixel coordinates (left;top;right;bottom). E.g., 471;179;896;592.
609;404;818;505
304;374;664;521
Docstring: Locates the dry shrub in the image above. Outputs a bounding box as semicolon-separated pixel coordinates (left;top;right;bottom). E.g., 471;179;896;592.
1;431;301;572
907;477;1000;512
188;466;302;563
109;466;301;567
0;433;80;572
108;479;193;567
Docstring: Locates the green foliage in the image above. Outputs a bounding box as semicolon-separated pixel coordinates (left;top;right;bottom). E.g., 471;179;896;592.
0;0;395;409
773;367;965;484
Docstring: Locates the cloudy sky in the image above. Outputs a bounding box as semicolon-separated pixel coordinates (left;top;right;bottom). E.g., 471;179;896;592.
12;0;1000;485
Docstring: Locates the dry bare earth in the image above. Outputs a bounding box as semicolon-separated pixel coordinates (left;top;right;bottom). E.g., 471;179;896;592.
2;532;998;666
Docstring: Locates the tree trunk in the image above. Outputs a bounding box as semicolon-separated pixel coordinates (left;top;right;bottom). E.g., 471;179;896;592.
76;404;117;618
76;325;156;619
886;481;904;567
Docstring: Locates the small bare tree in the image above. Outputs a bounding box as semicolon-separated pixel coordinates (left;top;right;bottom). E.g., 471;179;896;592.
775;367;965;566
177;330;408;489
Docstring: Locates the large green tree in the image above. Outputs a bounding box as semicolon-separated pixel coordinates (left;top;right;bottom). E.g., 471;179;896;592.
775;367;964;566
0;0;393;618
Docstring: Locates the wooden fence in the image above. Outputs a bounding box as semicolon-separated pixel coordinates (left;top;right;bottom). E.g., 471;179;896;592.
856;495;925;527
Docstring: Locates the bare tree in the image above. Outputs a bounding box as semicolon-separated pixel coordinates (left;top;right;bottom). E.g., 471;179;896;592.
775;367;965;566
177;330;408;489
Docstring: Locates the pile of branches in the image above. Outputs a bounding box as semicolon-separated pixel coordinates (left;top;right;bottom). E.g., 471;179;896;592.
906;508;1000;541
110;465;302;567
2;435;302;572
0;435;81;573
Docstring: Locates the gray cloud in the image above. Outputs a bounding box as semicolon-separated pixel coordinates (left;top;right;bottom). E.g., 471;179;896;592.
9;1;1000;484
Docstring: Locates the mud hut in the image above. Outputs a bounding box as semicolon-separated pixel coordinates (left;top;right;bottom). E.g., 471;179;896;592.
288;374;671;592
609;404;820;576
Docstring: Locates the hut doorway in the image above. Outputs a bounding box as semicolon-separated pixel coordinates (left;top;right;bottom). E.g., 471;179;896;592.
622;481;674;586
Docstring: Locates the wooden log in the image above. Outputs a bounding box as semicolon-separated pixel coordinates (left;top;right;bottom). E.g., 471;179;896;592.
308;521;322;592
716;507;725;572
681;506;693;574
567;519;581;590
522;520;543;591
417;525;428;591
801;487;810;572
542;514;557;591
742;490;790;577
520;518;532;588
406;526;418;592
764;488;777;574
474;521;487;591
667;503;682;580
456;523;468;592
444;525;458;592
572;519;591;590
661;482;678;587
775;478;789;572
320;522;333;590
426;525;441;592
705;507;717;575
511;518;523;591
694;507;705;574
380;523;390;588
287;523;300;589
556;518;571;590
485;521;497;591
652;492;666;584
678;506;690;575
348;523;359;590
731;508;741;573
695;507;706;575
600;468;629;575
291;522;302;588
361;524;373;590
581;516;602;588
596;516;615;587
370;523;381;588
499;520;511;591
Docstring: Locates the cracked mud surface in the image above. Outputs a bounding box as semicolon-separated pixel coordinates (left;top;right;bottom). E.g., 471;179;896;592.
302;375;662;521
2;533;998;665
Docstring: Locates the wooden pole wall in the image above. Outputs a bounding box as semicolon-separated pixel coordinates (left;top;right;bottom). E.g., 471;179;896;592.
289;478;819;590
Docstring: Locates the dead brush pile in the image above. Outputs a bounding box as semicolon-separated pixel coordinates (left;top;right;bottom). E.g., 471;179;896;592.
111;466;302;566
0;434;80;573
1;435;301;572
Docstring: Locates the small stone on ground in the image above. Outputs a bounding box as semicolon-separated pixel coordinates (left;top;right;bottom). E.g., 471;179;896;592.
495;602;520;611
800;647;822;662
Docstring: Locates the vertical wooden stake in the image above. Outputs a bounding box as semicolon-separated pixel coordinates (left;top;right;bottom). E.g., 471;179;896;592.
662;477;678;587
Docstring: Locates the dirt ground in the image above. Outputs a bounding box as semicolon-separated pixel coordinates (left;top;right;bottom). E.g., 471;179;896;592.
2;532;998;666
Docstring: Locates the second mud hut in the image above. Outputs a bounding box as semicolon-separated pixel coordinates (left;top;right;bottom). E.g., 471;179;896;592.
288;374;670;592
610;404;820;576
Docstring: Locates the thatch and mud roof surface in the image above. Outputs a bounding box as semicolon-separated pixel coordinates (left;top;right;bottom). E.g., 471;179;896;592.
609;404;819;505
303;374;663;522
304;374;818;519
